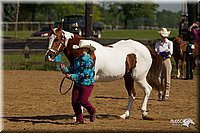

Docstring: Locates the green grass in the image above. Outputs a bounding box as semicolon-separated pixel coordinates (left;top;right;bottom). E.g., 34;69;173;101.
3;29;179;40
3;52;69;70
102;29;178;40
3;31;36;39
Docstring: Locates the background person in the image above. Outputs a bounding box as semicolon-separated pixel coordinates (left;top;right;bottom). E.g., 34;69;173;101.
185;39;195;80
179;15;190;41
155;28;173;101
189;20;200;41
60;40;96;125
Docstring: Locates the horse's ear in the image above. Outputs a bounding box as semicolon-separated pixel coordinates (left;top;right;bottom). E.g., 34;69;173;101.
48;24;53;36
58;22;63;31
49;24;53;31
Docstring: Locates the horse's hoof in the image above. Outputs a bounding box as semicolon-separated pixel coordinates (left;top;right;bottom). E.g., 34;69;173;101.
142;116;154;120
120;114;129;119
73;116;77;120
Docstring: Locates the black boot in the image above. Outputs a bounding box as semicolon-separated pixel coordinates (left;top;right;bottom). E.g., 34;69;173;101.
185;74;189;80
190;73;193;79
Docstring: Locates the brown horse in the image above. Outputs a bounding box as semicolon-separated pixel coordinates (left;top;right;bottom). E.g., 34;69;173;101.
45;24;163;120
173;37;200;78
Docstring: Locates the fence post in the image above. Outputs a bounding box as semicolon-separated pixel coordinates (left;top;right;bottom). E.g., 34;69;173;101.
14;2;20;38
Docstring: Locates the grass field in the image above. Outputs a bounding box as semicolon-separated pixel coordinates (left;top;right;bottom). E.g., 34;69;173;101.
3;29;179;40
102;29;178;40
3;52;69;70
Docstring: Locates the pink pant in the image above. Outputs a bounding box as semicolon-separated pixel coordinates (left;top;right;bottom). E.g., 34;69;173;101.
72;85;96;122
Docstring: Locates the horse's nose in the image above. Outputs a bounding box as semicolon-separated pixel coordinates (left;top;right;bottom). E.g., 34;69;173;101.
45;50;55;62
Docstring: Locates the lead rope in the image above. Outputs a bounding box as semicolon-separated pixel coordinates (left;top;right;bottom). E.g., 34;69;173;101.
59;76;74;95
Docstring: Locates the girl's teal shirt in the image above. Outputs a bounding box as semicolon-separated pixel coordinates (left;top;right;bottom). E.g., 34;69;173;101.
63;54;95;86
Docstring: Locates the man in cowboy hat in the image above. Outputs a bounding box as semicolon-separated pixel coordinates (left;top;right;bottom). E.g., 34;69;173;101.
155;28;173;101
60;40;96;124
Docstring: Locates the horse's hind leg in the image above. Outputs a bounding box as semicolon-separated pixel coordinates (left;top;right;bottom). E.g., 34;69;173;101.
120;73;136;119
175;59;181;78
137;79;153;120
181;58;185;78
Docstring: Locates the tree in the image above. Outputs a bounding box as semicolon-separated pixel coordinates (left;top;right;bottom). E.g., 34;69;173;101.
106;2;159;29
16;3;85;22
3;3;18;21
156;10;181;28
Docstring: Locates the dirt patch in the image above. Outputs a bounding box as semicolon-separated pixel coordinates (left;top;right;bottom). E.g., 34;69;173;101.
2;70;199;132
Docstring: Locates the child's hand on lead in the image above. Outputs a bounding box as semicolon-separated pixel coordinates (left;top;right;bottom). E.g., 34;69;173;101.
60;63;66;74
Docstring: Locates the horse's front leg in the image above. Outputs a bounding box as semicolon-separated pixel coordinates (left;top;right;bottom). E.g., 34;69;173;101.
120;74;135;119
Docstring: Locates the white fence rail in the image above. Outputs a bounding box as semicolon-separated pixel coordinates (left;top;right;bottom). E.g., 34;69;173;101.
2;22;54;32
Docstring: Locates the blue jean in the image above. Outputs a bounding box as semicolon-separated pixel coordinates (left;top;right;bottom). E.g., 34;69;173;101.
72;85;96;122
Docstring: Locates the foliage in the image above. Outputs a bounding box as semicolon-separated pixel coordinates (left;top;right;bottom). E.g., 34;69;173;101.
2;2;182;29
18;3;85;22
156;10;182;28
3;3;18;21
102;2;159;28
3;2;101;22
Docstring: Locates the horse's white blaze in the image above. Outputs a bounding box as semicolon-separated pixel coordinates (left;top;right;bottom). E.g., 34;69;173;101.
48;34;56;49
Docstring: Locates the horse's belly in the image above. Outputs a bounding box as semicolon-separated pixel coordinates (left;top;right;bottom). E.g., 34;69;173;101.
95;72;124;82
94;66;125;82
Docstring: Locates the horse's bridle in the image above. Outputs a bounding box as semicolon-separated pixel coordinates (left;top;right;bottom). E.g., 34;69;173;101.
48;31;67;56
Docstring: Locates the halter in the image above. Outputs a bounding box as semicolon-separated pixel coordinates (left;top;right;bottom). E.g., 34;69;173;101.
48;31;68;56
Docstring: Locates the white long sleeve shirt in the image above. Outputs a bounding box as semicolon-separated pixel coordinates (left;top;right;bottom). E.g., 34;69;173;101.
155;38;173;58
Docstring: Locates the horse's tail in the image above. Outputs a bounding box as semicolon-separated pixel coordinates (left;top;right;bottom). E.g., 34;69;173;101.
146;44;163;90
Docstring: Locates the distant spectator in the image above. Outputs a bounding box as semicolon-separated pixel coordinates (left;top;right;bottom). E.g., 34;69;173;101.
179;16;189;41
189;21;200;41
155;28;173;101
185;39;195;80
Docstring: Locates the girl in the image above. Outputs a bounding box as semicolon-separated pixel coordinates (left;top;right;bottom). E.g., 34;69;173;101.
60;40;96;124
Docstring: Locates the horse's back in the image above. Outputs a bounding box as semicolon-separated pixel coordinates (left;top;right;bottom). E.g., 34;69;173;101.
93;39;152;81
113;40;152;62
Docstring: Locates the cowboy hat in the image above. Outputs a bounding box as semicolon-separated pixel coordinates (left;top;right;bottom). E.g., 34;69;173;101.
73;40;96;51
158;28;171;37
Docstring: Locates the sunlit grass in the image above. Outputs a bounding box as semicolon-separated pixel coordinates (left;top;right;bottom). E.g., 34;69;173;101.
3;29;179;40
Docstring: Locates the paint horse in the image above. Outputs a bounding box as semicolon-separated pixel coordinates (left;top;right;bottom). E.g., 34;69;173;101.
173;37;200;78
45;25;163;120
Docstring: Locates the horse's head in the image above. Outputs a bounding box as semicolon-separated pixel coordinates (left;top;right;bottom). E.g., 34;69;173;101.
45;23;81;63
173;37;182;45
173;37;188;57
